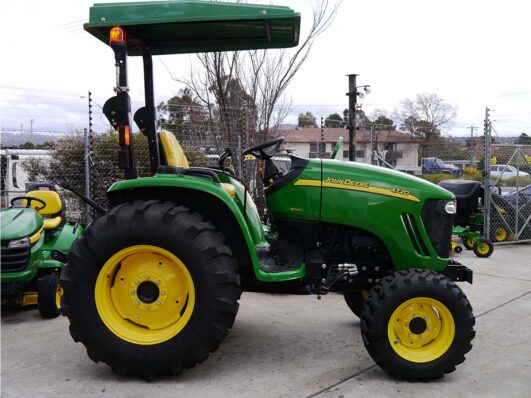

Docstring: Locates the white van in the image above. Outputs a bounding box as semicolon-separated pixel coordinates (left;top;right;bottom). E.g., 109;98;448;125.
0;149;51;208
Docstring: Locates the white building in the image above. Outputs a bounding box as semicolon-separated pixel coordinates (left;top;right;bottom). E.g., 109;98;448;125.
283;127;419;168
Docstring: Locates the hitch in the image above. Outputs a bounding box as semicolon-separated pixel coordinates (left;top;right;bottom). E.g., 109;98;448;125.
442;261;473;284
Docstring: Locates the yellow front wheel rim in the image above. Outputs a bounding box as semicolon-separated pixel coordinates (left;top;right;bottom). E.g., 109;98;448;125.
55;283;64;310
388;297;455;363
476;242;491;255
95;245;195;345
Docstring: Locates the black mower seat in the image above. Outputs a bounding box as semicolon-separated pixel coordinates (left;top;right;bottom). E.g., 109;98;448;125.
440;180;482;210
439;179;482;200
439;180;483;227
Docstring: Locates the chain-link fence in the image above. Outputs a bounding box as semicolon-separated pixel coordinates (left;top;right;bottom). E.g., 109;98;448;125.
485;144;531;243
3;95;530;248
9;104;266;225
353;123;483;182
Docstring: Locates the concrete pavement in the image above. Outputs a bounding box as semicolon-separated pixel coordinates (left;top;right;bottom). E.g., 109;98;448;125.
2;244;530;398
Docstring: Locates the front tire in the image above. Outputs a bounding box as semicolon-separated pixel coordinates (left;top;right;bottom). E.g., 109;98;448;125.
343;290;368;318
361;269;475;381
38;274;61;318
61;201;240;379
473;239;494;258
462;238;474;250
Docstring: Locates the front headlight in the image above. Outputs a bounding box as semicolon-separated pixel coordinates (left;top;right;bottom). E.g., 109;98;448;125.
8;238;30;248
444;201;457;215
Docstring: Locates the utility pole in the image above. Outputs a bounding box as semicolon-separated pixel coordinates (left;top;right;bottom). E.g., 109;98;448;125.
347;74;357;161
466;125;478;166
346;74;371;162
30;119;34;134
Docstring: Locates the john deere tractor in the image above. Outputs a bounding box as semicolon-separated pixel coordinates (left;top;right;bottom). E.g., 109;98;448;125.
62;1;475;381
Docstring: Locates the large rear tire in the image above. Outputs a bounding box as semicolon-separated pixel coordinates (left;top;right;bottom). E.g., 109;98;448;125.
61;200;240;379
361;269;475;381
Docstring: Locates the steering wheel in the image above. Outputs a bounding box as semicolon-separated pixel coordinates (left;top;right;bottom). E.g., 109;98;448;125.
331;136;344;159
219;148;232;170
242;137;285;161
10;196;47;210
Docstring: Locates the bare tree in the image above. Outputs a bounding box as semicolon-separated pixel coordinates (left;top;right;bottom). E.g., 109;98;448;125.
170;0;341;140
396;93;457;141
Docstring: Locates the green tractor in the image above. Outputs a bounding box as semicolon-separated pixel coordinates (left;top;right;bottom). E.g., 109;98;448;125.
1;183;83;317
62;1;475;381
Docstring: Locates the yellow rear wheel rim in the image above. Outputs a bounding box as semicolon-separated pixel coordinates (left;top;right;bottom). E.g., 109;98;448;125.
388;297;455;363
95;245;195;345
495;228;507;241
55;283;63;310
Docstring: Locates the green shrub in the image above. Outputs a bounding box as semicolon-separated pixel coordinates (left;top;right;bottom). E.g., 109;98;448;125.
22;131;208;224
419;173;459;184
502;175;531;187
419;172;485;185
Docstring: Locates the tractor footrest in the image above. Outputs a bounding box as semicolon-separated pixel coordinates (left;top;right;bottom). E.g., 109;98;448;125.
259;261;301;273
256;241;302;274
441;261;473;284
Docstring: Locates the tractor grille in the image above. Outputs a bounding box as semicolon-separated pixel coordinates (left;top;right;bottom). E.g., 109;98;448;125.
402;213;430;257
421;200;454;259
1;243;31;273
1;282;19;295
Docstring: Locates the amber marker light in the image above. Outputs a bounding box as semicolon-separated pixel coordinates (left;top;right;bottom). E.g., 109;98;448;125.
110;26;126;44
123;125;130;145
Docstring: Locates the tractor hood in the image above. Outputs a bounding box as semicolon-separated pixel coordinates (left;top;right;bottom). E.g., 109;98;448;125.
0;208;43;241
319;159;454;202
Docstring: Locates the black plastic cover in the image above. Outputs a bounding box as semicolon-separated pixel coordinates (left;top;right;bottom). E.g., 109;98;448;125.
422;199;453;258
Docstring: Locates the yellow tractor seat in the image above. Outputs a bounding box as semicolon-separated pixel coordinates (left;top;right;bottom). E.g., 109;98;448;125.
158;130;235;198
25;190;63;230
220;183;236;197
159;130;189;168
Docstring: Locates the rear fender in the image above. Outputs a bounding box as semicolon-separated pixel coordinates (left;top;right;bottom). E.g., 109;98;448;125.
107;175;281;282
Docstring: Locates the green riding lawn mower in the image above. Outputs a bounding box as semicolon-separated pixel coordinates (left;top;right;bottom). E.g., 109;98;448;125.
1;183;83;317
61;1;476;381
439;180;494;258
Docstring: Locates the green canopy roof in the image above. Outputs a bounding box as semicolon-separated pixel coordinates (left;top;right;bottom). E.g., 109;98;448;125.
84;0;300;56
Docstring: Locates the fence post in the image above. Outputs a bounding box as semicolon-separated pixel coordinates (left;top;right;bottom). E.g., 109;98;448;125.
370;124;377;165
320;116;324;158
483;107;491;240
83;127;92;224
237;134;242;178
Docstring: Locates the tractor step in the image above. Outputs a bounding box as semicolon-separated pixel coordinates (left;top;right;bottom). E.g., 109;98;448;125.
256;240;302;274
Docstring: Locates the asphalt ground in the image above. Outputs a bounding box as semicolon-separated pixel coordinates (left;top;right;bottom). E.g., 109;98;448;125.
2;244;531;398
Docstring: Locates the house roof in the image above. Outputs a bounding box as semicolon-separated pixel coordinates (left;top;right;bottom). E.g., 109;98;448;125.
284;127;419;144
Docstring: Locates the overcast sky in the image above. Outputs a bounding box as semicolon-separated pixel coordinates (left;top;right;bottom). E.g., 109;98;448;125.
1;0;530;137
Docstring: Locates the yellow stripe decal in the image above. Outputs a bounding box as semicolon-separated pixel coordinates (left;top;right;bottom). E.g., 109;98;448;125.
29;226;44;244
293;179;420;203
